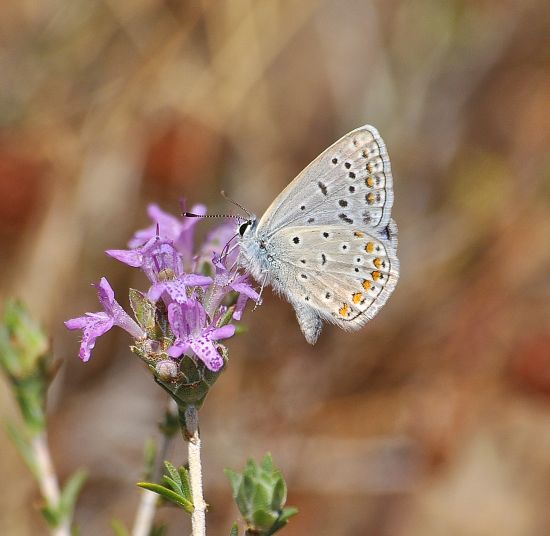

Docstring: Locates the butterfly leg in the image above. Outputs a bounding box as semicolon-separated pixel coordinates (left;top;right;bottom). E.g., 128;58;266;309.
291;301;322;345
252;272;268;311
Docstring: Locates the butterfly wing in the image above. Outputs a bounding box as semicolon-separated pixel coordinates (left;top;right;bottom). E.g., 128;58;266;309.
257;125;395;239
268;225;399;343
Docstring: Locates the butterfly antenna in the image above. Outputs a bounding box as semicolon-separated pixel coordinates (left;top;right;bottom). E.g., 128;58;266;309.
178;197;242;220
220;190;252;219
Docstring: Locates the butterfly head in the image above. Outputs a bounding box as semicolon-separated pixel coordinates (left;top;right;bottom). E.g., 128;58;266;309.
238;217;257;238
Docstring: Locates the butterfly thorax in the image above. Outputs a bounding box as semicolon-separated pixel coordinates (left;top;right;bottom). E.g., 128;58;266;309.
237;218;280;286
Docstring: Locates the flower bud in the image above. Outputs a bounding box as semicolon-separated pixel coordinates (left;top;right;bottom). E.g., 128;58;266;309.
155;359;179;381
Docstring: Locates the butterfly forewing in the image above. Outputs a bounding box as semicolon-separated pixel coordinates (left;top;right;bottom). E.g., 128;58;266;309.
257;125;394;238
269;225;399;329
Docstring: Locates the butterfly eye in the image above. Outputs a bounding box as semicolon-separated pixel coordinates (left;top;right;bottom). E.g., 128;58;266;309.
239;222;250;236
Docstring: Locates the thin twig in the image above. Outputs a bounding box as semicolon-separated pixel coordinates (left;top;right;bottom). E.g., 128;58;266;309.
184;405;206;536
31;433;71;536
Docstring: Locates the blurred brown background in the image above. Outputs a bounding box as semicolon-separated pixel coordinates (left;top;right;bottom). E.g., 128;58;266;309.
1;0;549;534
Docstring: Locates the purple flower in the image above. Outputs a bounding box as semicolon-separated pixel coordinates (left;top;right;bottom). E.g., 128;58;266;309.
107;238;212;304
198;221;240;266
167;301;235;371
128;203;206;264
212;255;260;320
65;278;145;362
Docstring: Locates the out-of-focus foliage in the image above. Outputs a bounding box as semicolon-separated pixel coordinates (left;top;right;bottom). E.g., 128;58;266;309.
0;0;549;535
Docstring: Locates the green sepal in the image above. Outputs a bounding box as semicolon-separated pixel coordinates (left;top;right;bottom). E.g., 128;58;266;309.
129;289;157;338
229;522;239;536
217;305;236;327
136;482;194;514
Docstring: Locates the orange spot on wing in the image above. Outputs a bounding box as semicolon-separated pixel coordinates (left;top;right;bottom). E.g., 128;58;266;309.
362;279;372;291
366;176;375;188
373;257;382;268
372;270;382;281
354;231;365;238
352;292;363;304
339;303;350;317
366;193;375;205
365;242;375;253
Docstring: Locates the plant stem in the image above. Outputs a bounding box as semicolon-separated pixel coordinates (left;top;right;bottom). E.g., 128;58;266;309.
184;405;206;536
132;400;177;536
31;433;71;536
131;487;157;536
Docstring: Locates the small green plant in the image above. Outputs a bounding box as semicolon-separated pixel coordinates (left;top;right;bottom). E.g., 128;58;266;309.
225;454;298;535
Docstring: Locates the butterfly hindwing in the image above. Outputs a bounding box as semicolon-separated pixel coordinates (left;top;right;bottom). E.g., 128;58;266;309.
269;225;399;335
257;125;394;238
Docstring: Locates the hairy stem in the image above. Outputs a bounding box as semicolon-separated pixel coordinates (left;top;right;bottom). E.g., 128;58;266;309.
31;433;70;536
183;405;206;536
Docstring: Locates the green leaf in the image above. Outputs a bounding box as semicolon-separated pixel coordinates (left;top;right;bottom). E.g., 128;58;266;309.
251;482;271;515
271;476;287;512
178;465;192;503
163;461;182;488
278;506;299;524
58;470;88;522
252;508;278;530
111;519;130;536
224;468;242;498
137;482;194;514
229;522;239;536
5;422;37;476
236;474;255;515
161;475;182;494
40;504;60;527
261;453;274;473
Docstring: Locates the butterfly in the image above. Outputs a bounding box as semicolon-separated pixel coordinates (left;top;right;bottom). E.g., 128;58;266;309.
237;125;399;344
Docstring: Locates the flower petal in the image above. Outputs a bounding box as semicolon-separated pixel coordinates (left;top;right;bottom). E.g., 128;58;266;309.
96;277;115;313
167;302;187;338
67;312;114;362
182;274;213;287
167;339;190;358
106;248;143;267
210;324;235;341
189;338;224;372
231;281;260;301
